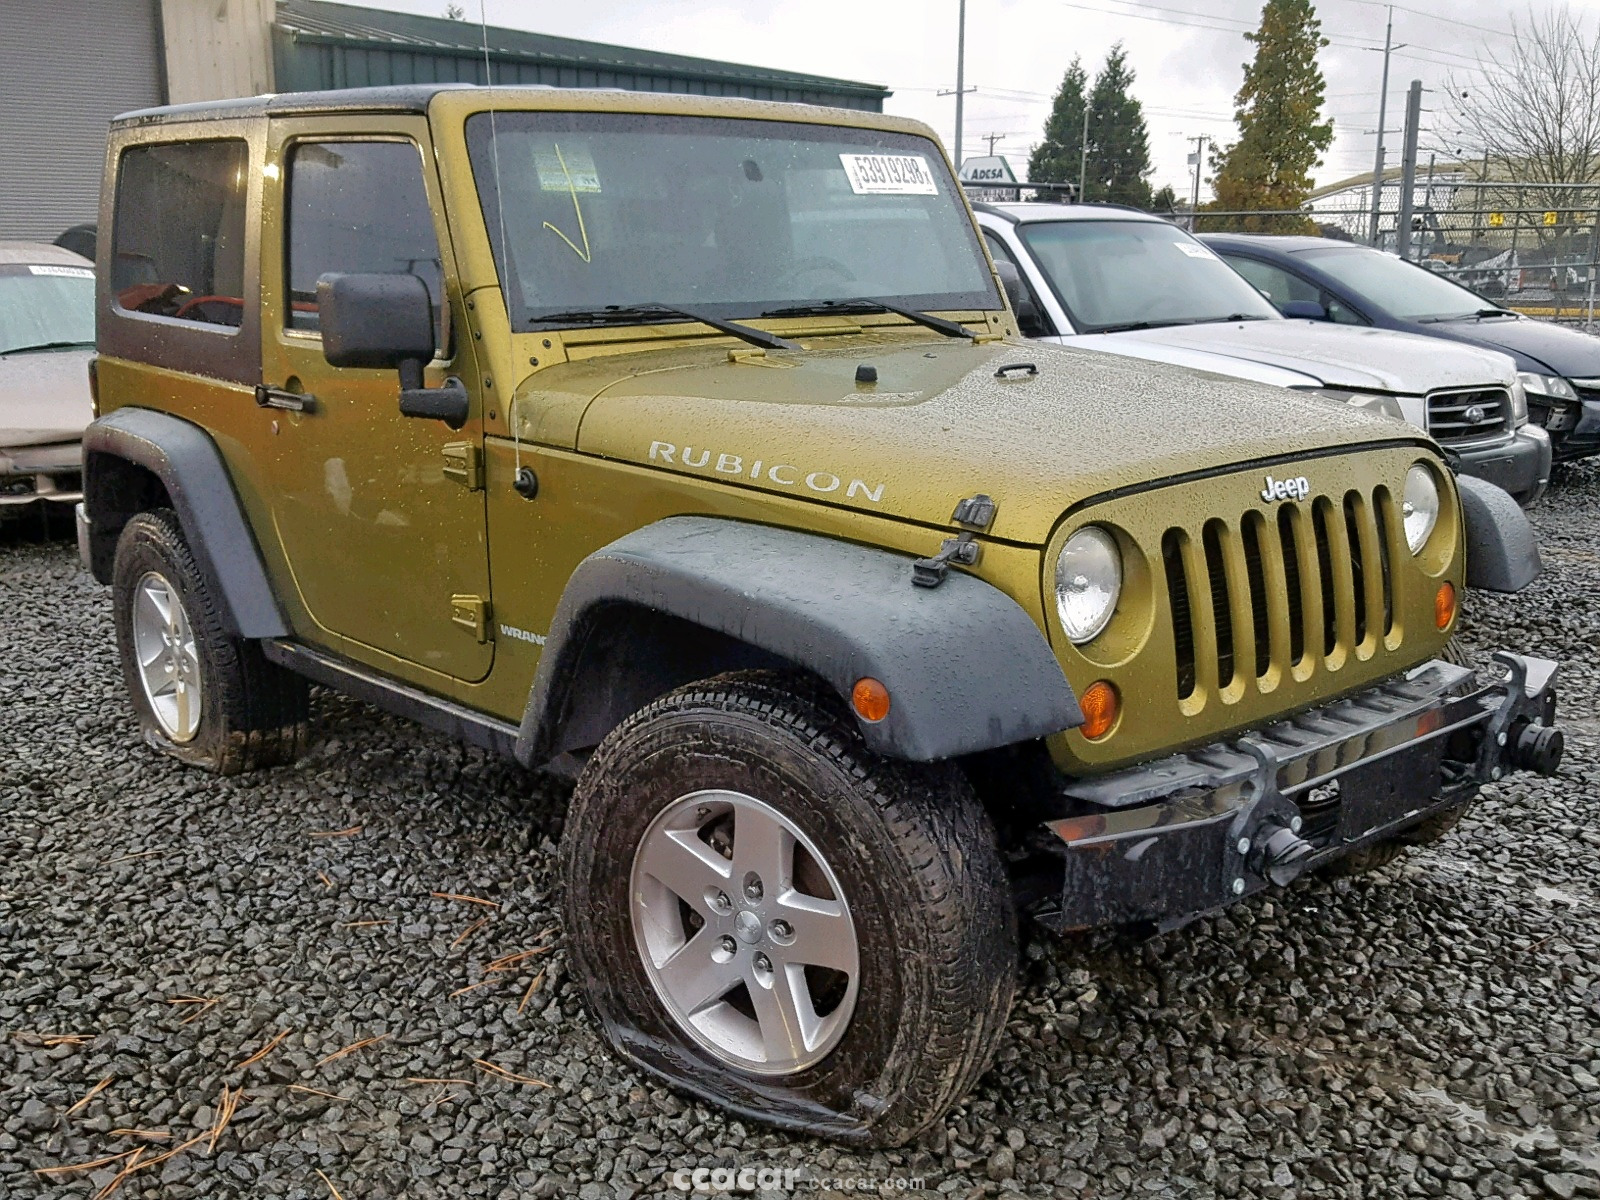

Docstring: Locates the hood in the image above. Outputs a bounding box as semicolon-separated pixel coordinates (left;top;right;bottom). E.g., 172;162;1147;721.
532;334;1425;545
0;347;94;448
1091;319;1516;394
1066;333;1325;388
1419;312;1600;380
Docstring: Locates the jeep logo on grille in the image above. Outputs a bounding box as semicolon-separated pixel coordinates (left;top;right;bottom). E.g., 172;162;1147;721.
1260;474;1311;503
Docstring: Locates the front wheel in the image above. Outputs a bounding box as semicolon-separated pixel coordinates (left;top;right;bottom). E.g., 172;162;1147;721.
559;671;1017;1146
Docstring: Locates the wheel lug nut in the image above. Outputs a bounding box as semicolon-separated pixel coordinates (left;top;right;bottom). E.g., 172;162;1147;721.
712;890;731;913
743;876;763;902
770;920;792;938
753;952;771;972
718;935;737;954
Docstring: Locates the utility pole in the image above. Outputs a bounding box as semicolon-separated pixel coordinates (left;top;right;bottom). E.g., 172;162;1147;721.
1079;105;1091;202
1188;134;1208;230
1395;79;1423;261
1367;6;1406;245
981;132;1012;156
938;0;976;172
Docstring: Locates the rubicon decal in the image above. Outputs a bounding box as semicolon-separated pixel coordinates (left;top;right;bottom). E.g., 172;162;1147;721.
648;442;885;504
1260;474;1311;503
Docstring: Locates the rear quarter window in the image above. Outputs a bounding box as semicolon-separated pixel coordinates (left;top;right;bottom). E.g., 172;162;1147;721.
111;140;248;329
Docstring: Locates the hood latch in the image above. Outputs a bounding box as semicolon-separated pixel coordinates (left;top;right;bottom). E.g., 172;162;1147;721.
913;494;997;588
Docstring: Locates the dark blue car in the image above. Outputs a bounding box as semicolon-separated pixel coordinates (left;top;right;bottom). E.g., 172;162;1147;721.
1201;234;1600;463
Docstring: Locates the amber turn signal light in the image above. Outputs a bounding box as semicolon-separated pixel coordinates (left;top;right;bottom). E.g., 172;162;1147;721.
1079;680;1120;740
1434;581;1457;631
851;677;891;723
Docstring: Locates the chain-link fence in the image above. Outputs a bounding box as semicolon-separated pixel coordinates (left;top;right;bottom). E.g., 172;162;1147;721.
1177;176;1600;329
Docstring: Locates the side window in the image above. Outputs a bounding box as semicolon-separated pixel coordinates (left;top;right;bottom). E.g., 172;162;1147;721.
1324;294;1365;325
285;140;445;348
1224;255;1318;308
982;230;1053;337
111;140;248;327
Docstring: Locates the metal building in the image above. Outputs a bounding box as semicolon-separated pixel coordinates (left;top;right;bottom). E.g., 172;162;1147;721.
0;0;889;242
272;1;890;111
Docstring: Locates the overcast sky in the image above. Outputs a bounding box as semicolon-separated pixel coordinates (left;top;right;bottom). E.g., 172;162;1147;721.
352;0;1600;199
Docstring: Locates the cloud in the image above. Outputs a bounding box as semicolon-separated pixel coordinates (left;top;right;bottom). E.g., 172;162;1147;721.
345;0;1600;195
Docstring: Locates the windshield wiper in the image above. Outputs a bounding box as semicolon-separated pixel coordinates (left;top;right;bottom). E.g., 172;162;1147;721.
761;299;977;340
1087;319;1195;334
532;304;797;351
1188;313;1272;325
1418;309;1513;324
0;339;93;356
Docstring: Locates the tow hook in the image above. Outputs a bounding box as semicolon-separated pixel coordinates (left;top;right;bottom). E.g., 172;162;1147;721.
1505;717;1564;776
1252;821;1315;887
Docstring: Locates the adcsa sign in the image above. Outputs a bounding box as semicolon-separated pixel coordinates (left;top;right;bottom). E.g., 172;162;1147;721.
958;155;1018;184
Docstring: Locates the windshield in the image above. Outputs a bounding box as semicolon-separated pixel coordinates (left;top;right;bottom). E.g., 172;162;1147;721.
1296;246;1494;321
1016;219;1280;333
0;265;95;354
465;112;998;329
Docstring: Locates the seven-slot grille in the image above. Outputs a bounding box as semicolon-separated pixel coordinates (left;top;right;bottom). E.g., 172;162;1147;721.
1425;386;1512;444
1161;488;1398;702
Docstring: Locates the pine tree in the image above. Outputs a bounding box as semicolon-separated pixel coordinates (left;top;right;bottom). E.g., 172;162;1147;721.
1210;0;1334;230
1028;59;1090;190
1086;45;1153;207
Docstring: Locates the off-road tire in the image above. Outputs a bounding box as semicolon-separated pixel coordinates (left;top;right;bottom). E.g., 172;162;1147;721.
559;670;1017;1147
111;509;308;775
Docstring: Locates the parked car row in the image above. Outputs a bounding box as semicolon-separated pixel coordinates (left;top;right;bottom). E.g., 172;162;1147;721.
1203;232;1600;463
67;85;1564;1149
0;242;95;513
975;201;1560;506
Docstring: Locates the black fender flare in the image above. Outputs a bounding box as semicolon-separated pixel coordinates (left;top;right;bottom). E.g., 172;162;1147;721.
516;516;1084;766
81;407;289;638
1457;474;1542;593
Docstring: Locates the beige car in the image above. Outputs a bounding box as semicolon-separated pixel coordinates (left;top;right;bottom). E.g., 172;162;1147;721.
0;242;95;513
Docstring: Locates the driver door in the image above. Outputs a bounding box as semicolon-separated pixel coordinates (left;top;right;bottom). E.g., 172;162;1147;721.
258;117;493;683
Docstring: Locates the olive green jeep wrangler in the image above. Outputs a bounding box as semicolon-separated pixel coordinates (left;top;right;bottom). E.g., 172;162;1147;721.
80;84;1563;1145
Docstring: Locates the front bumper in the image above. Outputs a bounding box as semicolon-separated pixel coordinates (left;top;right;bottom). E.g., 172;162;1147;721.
1452;428;1549;506
1034;653;1562;932
1536;396;1600;462
0;442;84;510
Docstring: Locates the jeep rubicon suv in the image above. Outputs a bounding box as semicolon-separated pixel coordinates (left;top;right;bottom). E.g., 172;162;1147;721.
79;85;1563;1146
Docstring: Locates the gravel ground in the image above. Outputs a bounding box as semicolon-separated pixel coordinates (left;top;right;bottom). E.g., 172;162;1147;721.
2;467;1599;1200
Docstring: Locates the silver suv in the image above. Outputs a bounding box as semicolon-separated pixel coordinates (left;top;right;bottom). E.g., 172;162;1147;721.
976;202;1551;506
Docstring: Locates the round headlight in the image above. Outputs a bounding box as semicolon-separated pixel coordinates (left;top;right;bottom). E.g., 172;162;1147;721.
1402;464;1440;554
1055;526;1122;644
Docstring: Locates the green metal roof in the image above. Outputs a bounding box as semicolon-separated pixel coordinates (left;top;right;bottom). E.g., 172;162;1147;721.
273;1;890;111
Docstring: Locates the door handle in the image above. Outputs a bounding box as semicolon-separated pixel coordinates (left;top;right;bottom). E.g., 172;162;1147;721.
255;384;317;413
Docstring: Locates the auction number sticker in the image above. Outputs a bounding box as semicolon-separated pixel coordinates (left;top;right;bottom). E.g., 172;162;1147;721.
28;265;93;278
535;144;602;193
839;154;938;195
1173;242;1215;260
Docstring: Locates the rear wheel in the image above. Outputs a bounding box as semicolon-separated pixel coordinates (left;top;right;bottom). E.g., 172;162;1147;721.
112;510;308;775
559;671;1017;1146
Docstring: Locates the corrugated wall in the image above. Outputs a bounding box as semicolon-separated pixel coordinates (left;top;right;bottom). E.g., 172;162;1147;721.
160;0;275;105
272;32;884;112
0;0;164;241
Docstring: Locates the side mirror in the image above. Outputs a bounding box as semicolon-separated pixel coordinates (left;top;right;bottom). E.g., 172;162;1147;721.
317;272;469;429
994;259;1045;334
1281;299;1328;321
